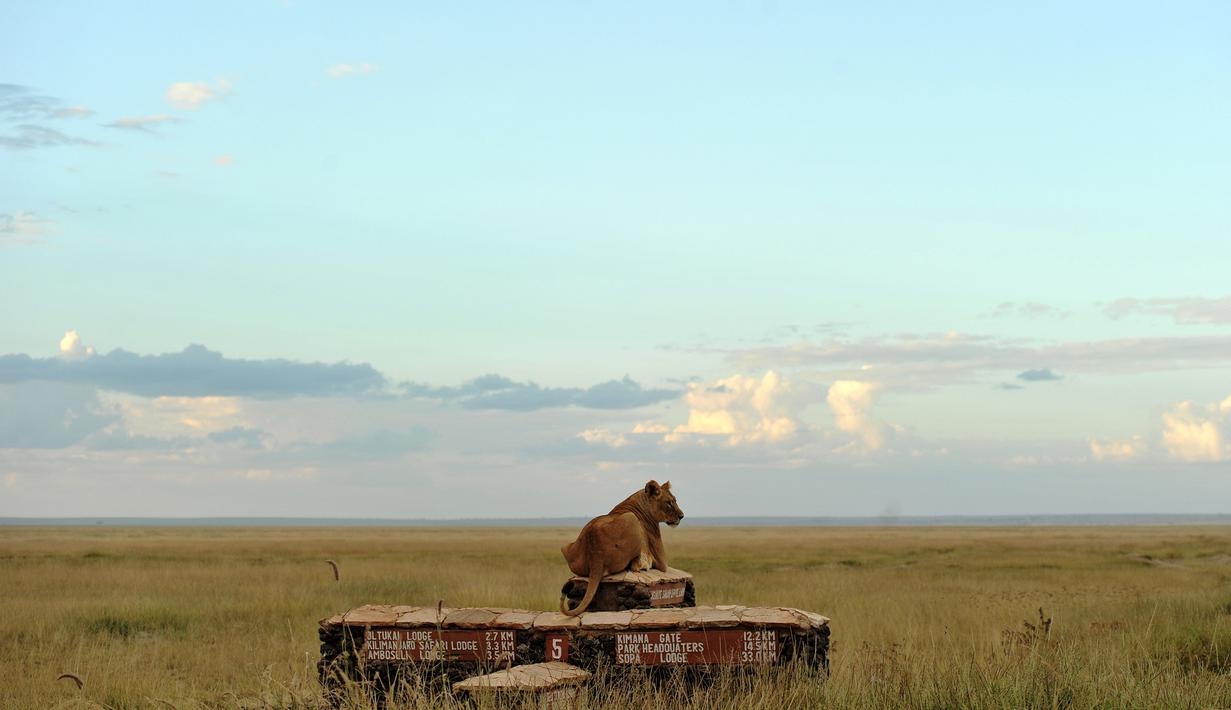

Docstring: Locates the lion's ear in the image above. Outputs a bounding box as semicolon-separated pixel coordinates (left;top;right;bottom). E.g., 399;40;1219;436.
662;481;671;490
645;480;661;497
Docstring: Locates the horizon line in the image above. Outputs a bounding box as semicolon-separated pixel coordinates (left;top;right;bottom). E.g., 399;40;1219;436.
2;513;1229;527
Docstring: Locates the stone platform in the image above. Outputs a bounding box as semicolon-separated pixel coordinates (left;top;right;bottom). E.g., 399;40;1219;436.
318;603;830;698
562;566;696;611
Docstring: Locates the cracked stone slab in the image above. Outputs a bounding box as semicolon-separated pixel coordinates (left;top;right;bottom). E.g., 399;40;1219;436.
395;607;451;626
683;607;743;628
323;604;832;634
796;609;831;628
443;608;500;628
737;607;811;629
342;605;400;625
628;608;694;628
532;612;582;630
453;661;590;692
490;610;538;630
580;611;634;629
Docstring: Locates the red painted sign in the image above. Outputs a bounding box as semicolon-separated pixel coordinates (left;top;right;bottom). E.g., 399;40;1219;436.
545;633;569;663
363;629;516;663
615;630;781;665
648;582;687;607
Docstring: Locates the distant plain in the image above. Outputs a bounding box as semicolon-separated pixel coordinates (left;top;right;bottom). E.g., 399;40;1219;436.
3;526;1230;708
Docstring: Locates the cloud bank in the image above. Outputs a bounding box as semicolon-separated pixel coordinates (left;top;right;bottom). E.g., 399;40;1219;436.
0;343;385;398
0;85;99;149
1105;297;1231;325
1017;368;1063;382
1;212;56;246
106;115;183;133
721;332;1231;382
402;374;679;411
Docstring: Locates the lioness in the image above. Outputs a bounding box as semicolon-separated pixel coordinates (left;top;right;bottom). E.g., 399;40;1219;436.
559;480;684;616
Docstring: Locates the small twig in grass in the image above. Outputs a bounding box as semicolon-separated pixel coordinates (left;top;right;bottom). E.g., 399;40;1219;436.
325;559;340;581
56;672;84;689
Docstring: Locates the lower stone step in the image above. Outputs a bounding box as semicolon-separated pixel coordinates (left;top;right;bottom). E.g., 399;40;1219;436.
452;661;589;709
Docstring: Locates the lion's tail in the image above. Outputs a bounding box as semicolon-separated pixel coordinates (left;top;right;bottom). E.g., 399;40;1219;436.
560;527;604;617
560;565;604;616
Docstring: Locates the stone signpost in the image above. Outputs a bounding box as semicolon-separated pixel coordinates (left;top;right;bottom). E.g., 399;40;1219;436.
319;601;829;701
318;564;830;703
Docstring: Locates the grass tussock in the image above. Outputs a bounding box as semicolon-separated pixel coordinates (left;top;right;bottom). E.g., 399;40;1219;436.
84;607;190;639
1;525;1230;708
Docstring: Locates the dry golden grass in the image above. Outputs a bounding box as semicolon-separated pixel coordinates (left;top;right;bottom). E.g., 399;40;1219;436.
2;525;1230;708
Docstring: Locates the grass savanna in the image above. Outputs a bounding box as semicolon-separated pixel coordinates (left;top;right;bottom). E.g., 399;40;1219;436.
2;526;1230;708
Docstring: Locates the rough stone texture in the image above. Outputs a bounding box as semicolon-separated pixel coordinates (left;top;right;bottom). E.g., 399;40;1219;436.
683;607;743;628
341;605;400;625
491;610;538;630
532;612;583;630
395;607;449;626
737;607;812;629
799;610;832;627
443;608;499;628
325;605;829;632
629;608;694;628
586;566;692;584
579;611;634;629
562;567;697;612
452;661;590;691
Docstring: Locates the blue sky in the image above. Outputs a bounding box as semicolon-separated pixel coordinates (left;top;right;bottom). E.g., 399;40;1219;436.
2;2;1230;517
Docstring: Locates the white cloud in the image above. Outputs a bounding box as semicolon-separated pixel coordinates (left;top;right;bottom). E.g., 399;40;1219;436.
1089;436;1145;461
52;106;94;119
236;467;314;482
105;394;248;438
988;301;1068;319
631;421;669;434
720;332;1231;385
665;371;814;445
326;63;378;78
3;473;15;489
58;330;95;360
107;114;182;132
1161;399;1227;462
577;428;629;448
165;79;231;110
1105;296;1231;325
826;380;886;451
0;211;56;246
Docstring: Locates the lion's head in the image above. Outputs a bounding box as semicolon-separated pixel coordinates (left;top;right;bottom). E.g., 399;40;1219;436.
644;479;684;527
